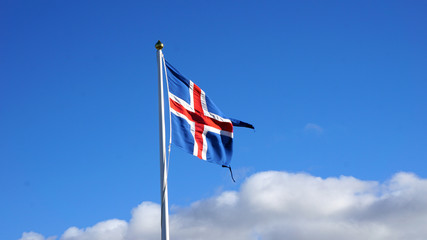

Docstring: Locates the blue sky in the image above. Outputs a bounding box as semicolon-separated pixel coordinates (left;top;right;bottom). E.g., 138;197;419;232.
1;1;427;239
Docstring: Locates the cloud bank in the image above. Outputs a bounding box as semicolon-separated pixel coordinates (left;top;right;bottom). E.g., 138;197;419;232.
20;171;427;240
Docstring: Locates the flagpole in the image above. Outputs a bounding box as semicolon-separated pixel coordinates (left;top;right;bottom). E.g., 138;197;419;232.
155;40;170;240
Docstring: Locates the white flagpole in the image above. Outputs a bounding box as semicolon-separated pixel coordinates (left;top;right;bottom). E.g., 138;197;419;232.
155;40;170;240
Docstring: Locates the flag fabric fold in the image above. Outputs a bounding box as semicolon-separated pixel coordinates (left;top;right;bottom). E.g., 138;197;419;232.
165;60;253;167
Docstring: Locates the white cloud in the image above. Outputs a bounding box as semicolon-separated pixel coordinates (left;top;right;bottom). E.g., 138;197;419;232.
19;232;56;240
125;202;160;240
304;123;324;134
22;171;427;240
60;219;127;240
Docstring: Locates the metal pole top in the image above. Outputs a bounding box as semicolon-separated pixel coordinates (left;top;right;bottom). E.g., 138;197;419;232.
155;40;164;50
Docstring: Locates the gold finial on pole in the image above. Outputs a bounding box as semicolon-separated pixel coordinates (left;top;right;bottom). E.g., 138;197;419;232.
155;40;164;50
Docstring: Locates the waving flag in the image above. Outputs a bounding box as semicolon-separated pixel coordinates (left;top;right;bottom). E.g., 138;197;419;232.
165;60;254;168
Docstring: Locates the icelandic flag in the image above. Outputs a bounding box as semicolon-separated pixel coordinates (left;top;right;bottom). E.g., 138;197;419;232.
165;60;254;168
